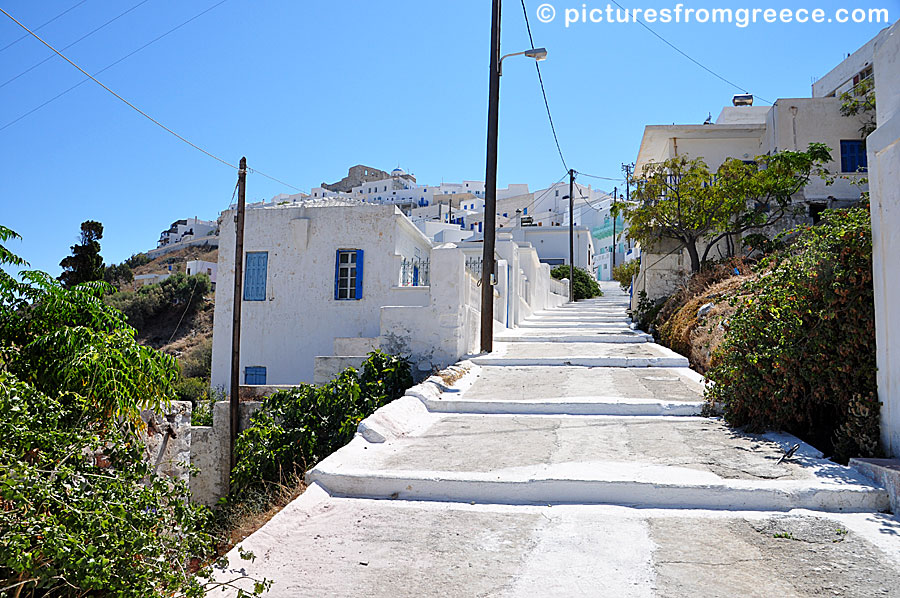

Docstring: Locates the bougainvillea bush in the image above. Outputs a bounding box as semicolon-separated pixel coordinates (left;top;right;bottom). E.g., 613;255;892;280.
706;205;879;461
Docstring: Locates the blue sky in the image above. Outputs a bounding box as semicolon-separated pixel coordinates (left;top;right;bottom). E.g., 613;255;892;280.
0;0;894;274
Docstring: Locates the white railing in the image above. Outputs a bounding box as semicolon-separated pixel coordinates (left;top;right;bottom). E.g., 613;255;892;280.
551;277;569;297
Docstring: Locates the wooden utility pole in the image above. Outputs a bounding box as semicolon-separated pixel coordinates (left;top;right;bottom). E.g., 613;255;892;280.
480;0;501;352
568;169;575;303
229;157;247;471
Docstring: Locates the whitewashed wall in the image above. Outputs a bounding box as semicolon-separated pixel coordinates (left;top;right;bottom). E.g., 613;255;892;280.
868;22;900;456
210;203;431;389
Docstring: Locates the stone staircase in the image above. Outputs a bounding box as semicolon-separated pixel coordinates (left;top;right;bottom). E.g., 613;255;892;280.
217;282;899;597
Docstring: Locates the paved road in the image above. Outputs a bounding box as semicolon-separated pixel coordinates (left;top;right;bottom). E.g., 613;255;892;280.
217;283;900;597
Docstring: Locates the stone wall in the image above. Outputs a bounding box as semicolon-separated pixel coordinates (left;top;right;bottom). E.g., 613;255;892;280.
322;165;390;193
190;400;264;506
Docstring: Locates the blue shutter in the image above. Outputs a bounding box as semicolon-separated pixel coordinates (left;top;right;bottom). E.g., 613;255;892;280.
243;252;268;301
245;366;266;385
334;250;341;300
355;250;364;299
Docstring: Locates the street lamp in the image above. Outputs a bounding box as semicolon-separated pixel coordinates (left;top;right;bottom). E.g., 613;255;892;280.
481;0;549;353
498;47;548;75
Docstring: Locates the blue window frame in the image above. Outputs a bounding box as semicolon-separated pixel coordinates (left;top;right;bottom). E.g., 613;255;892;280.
335;249;363;300
245;366;266;385
840;140;868;173
243;251;268;301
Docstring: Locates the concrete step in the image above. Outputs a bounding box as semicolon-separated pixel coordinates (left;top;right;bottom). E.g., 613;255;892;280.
526;315;633;324
420;395;704;416
309;414;889;512
217;486;900;597
417;365;705;416
518;320;633;329
472;341;689;367
494;329;651;343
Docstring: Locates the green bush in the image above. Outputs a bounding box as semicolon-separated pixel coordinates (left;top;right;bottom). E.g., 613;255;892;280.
612;259;640;291
104;272;211;333
0;226;262;597
706;206;879;461
230;351;413;497
180;337;213;379
550;265;602;301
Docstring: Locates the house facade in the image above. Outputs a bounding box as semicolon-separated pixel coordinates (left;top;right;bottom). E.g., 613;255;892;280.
210;200;432;388
631;85;872;303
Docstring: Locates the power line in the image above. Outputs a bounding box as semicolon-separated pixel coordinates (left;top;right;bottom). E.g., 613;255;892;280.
500;171;568;227
0;0;154;91
0;0;230;134
0;5;240;170
0;4;308;195
608;0;773;105
576;170;625;182
0;0;88;54
520;0;568;172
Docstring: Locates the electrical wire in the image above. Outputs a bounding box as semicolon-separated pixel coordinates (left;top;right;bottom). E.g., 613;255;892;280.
520;0;568;172
0;0;228;133
576;171;625;182
0;0;153;91
0;4;308;194
608;0;773;105
0;5;234;169
499;171;568;227
0;0;88;54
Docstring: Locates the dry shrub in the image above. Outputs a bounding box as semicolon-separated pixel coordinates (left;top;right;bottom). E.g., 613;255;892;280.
654;258;755;372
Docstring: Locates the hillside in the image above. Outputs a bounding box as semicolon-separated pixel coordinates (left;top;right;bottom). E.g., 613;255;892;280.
116;246;218;361
133;246;218;278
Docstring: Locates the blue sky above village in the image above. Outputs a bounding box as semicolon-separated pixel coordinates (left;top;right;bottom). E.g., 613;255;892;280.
0;0;894;274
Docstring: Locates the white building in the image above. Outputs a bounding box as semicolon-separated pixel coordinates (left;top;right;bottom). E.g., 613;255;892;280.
186;260;217;287
631;85;872;303
210;199;568;390
156;217;217;249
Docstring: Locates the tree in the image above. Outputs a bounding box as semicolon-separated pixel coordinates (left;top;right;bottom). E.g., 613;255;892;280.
59;220;104;287
103;262;134;290
840;76;876;137
618;144;832;272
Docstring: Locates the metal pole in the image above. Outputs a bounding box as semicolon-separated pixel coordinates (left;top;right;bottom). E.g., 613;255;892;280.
568;169;575;303
480;0;501;353
229;157;247;472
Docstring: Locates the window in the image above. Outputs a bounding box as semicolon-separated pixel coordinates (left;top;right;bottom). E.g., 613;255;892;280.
335;249;364;300
840;140;868;173
809;203;827;225
245;366;266;385
243;252;268;301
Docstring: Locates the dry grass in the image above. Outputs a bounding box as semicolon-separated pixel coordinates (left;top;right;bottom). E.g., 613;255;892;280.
133;246;218;277
215;474;307;554
656;258;758;374
439;366;468;386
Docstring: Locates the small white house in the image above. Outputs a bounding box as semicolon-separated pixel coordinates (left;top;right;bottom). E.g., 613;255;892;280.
210;199;432;388
210;199;569;391
186;260;217;287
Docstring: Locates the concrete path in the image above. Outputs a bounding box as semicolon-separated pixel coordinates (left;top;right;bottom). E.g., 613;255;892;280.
217;283;899;597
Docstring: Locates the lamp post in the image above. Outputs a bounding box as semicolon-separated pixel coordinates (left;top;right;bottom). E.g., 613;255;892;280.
480;0;548;353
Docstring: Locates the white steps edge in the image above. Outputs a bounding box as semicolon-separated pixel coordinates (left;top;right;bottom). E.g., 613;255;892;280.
419;396;704;416
306;469;890;513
